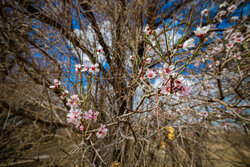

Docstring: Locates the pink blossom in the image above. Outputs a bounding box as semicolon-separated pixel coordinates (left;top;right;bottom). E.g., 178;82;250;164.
96;124;108;138
226;42;234;49
160;85;171;95
145;69;156;79
148;47;153;52
89;63;99;74
49;85;57;89
66;95;82;108
79;125;84;131
173;76;185;92
49;79;60;89
54;79;60;86
97;47;103;54
216;10;226;18
144;25;153;36
159;63;175;78
129;55;135;60
145;58;152;64
160;81;171;95
174;76;184;86
234;52;242;60
60;90;69;99
194;25;210;39
180;84;192;97
141;75;145;80
201;9;208;16
75;64;89;73
81;65;89;72
234;36;245;43
66;108;82;127
139;70;145;80
181;38;195;51
227;5;237;13
75;64;81;73
85;110;99;122
224;124;230;130
203;112;208;118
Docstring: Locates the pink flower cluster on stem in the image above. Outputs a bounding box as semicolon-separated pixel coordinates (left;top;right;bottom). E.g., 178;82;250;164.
85;110;99;122
194;25;210;39
75;63;99;74
66;108;82;127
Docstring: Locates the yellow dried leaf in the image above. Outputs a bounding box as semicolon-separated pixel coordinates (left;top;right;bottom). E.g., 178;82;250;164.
111;161;120;167
168;133;175;140
165;126;175;133
160;140;166;149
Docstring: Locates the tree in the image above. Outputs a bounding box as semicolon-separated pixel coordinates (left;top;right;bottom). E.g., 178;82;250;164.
0;0;249;166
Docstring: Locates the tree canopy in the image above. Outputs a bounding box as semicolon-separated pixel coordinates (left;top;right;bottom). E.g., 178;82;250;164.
0;0;249;166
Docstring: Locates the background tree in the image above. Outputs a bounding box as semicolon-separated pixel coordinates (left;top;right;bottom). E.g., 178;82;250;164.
0;0;249;166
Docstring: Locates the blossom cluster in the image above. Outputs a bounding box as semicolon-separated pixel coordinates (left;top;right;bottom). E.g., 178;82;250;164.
160;75;191;97
65;95;107;138
64;94;84;128
85;110;99;122
214;1;239;23
66;107;82;127
140;15;243;130
49;62;108;138
75;63;100;74
225;30;246;60
142;63;192;97
140;24;212;98
66;94;82;108
206;29;246;62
